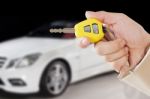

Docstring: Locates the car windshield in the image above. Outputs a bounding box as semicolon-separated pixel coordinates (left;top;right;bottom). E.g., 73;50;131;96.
28;24;75;39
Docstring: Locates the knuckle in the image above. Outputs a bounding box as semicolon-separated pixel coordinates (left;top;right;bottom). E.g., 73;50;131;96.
114;40;121;47
114;57;128;68
118;13;126;17
117;13;128;20
124;48;128;54
119;13;125;16
95;47;103;55
115;43;122;50
120;48;126;56
105;56;113;62
113;62;122;68
118;40;125;49
122;47;128;55
95;43;106;55
111;62;122;73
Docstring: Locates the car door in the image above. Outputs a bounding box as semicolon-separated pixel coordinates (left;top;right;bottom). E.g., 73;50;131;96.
78;44;103;70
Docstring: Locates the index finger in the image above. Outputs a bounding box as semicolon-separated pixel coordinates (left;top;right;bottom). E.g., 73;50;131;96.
85;11;118;25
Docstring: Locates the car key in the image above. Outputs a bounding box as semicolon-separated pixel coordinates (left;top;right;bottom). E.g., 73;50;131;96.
49;18;116;43
49;18;130;78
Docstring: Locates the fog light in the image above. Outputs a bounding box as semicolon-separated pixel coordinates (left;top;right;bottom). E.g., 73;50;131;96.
9;79;26;86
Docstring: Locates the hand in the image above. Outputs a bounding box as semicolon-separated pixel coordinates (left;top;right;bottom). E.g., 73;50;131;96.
79;11;150;78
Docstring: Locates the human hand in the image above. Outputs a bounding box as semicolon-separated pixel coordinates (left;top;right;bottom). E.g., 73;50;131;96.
79;11;150;78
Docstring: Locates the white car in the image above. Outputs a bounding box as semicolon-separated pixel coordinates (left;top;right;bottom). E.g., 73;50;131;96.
0;21;113;97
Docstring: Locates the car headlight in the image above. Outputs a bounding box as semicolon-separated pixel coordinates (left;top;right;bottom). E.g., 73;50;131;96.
7;53;41;69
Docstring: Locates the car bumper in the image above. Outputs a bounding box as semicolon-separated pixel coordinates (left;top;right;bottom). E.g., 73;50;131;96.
0;68;41;94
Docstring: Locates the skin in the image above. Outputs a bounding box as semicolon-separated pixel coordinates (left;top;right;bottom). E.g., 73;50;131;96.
79;11;150;78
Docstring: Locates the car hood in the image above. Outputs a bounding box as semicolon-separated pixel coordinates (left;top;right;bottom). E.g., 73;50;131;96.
0;37;74;58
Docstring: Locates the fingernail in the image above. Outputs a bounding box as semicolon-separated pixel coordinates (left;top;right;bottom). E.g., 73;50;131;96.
85;11;94;14
82;38;90;46
85;11;95;18
118;69;130;79
117;74;123;79
118;72;125;79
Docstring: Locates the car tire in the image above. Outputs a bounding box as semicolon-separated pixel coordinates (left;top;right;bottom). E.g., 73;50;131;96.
40;60;70;97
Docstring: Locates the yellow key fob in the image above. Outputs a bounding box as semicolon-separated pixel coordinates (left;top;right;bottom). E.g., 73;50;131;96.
74;18;104;43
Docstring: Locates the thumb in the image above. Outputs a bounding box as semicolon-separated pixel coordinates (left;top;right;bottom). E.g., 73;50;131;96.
78;37;91;48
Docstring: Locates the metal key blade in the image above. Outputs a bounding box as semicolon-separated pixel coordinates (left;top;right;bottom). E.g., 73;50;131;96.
49;28;74;33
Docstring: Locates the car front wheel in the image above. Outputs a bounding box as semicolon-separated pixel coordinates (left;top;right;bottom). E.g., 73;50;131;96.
40;60;70;97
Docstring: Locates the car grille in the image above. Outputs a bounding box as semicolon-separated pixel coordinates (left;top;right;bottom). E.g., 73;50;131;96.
0;57;7;69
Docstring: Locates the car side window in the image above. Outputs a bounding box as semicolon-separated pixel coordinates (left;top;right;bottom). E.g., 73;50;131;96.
92;23;99;34
84;25;91;33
